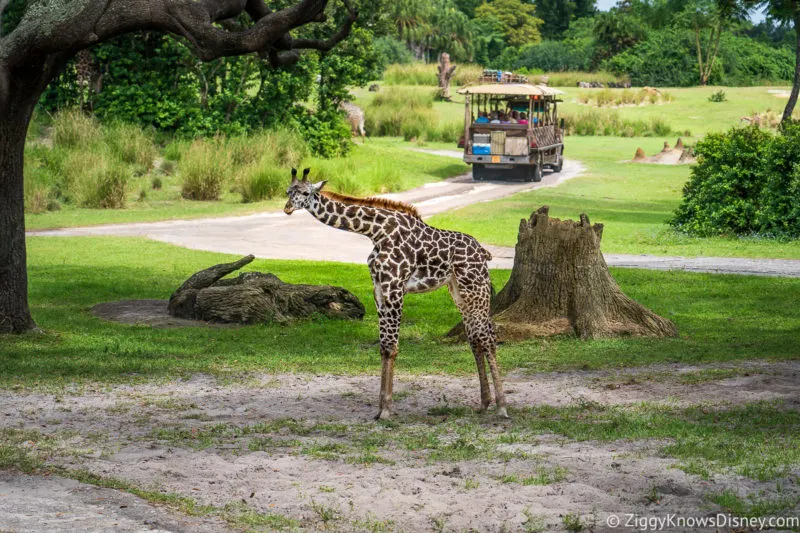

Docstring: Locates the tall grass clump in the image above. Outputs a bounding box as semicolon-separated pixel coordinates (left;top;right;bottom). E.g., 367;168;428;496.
529;71;628;88
366;87;461;142
180;139;233;201
23;151;59;214
577;88;674;107
52;109;102;148
104;122;158;171
75;158;129;208
562;108;676;137
366;88;437;137
383;63;484;86
231;129;308;202
237;162;284;203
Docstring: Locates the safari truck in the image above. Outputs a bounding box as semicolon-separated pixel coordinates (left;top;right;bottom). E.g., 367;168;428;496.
457;71;565;182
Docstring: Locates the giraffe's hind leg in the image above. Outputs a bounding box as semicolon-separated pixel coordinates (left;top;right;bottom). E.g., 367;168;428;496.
448;276;502;415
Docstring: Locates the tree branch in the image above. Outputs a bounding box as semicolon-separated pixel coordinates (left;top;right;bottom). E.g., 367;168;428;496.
1;0;356;69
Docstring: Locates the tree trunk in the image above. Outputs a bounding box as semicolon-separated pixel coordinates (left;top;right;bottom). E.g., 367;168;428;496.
0;63;51;333
783;14;800;123
437;52;457;100
478;206;678;341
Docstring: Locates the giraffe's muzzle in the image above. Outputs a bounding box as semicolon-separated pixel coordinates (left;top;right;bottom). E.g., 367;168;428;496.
283;200;295;215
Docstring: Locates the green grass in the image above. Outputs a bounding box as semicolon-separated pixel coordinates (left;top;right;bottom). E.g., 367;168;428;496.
430;136;800;258
24;138;467;231
1;237;798;389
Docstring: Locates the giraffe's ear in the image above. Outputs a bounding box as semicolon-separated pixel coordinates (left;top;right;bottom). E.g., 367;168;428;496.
311;180;327;193
291;168;298;184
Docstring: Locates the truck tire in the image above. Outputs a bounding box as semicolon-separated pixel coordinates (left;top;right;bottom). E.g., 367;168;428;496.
472;164;485;181
552;154;563;173
532;164;543;182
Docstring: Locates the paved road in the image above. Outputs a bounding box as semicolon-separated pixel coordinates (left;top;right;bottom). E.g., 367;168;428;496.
28;155;800;278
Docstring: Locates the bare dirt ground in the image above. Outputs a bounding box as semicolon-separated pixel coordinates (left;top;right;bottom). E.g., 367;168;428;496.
2;361;799;532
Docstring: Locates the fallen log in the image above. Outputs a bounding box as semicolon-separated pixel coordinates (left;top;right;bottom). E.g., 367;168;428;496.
168;255;365;324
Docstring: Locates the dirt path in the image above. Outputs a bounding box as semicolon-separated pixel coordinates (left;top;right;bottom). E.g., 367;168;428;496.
2;361;799;532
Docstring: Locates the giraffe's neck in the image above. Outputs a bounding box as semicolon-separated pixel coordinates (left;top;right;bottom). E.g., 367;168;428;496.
307;194;390;240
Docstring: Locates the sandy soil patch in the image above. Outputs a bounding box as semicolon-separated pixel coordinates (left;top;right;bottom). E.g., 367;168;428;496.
2;361;799;532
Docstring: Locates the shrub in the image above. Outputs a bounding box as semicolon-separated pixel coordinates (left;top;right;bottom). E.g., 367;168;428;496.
291;111;352;159
578;88;673;107
708;90;727;103
525;71;627;87
671;125;772;236
756;121;800;237
151;176;163;190
180;139;233;200
52;109;102;148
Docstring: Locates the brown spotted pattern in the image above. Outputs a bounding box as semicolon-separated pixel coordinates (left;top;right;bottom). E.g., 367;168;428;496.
285;170;507;419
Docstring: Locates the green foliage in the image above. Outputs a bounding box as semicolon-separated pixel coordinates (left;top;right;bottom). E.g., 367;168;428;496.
593;10;647;63
508;40;593;72
475;0;544;47
537;0;597;40
291;110;353;159
756;121;800;237
604;29;794;87
374;36;415;67
387;0;474;62
470;16;508;66
317;27;381;112
708;90;727;102
673;117;800;239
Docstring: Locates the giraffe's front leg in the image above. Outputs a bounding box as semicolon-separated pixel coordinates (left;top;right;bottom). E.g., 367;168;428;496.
373;280;404;420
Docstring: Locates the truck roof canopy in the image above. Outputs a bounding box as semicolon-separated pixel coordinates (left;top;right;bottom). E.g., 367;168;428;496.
457;84;564;96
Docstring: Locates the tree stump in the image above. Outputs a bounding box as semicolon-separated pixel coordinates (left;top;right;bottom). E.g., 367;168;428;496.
168;255;365;324
453;206;677;340
437;52;457;100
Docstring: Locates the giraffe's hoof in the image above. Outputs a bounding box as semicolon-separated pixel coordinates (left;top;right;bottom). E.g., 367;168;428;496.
375;409;392;421
497;406;510;419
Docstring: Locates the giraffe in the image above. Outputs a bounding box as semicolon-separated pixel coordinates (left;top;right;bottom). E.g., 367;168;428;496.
284;168;508;420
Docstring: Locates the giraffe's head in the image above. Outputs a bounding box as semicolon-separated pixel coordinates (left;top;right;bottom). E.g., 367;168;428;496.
284;168;327;215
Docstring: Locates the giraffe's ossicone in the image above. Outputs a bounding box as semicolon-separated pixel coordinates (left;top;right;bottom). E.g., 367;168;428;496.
285;168;507;420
